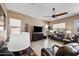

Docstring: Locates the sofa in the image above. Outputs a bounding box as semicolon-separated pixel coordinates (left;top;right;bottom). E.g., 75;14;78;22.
49;32;65;41
0;40;14;56
0;30;14;56
72;34;79;42
41;43;79;56
63;34;79;44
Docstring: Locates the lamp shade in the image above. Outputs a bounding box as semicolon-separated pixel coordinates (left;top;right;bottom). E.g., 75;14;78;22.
66;31;71;34
8;32;30;51
45;24;48;29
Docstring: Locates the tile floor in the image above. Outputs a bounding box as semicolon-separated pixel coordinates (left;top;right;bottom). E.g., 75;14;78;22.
31;39;63;56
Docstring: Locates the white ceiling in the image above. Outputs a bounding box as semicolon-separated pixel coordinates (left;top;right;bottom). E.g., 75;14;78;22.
5;3;79;21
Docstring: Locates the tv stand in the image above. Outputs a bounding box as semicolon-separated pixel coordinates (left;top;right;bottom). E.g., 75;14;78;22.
32;32;44;41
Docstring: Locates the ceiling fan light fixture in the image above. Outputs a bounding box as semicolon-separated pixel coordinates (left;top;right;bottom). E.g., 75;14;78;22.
52;15;56;18
44;8;68;19
53;8;55;10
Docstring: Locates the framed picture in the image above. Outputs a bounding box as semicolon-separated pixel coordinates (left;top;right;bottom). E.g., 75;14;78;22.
25;24;28;32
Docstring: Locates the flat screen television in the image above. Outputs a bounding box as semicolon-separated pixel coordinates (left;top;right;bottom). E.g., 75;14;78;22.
33;26;42;32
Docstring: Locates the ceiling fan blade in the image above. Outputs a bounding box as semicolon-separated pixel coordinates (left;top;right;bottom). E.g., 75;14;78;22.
55;12;68;16
44;16;52;17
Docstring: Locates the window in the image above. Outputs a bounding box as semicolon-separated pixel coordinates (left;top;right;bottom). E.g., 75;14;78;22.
53;23;65;28
0;16;4;31
74;20;79;33
0;5;5;31
53;23;66;32
0;26;4;31
10;18;21;34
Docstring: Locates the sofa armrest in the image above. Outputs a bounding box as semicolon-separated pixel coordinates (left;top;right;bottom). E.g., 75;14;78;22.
41;48;51;56
41;48;55;56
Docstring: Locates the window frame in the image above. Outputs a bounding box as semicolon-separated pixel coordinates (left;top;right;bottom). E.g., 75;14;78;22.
9;18;22;34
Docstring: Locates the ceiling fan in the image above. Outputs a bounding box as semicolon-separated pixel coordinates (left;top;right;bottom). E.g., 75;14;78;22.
44;8;68;18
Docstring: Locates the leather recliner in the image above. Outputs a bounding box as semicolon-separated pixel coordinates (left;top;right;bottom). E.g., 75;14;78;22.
41;43;79;56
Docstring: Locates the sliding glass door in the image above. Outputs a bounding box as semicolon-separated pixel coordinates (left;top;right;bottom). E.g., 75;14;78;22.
74;20;79;34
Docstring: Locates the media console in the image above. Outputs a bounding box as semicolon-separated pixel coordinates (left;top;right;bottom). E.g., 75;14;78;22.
32;32;44;41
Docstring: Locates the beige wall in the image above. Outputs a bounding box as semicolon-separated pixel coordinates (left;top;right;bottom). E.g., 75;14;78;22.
0;3;7;16
7;10;46;33
49;15;79;35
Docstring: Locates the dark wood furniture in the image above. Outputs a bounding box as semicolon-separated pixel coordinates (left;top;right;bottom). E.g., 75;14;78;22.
12;47;37;56
32;32;44;41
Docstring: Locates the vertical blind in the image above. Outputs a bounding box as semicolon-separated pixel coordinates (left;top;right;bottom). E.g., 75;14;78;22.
0;16;4;31
10;18;21;34
53;23;66;28
10;18;21;27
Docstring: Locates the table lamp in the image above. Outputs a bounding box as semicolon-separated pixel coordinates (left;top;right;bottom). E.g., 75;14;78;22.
66;31;71;38
66;31;71;34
